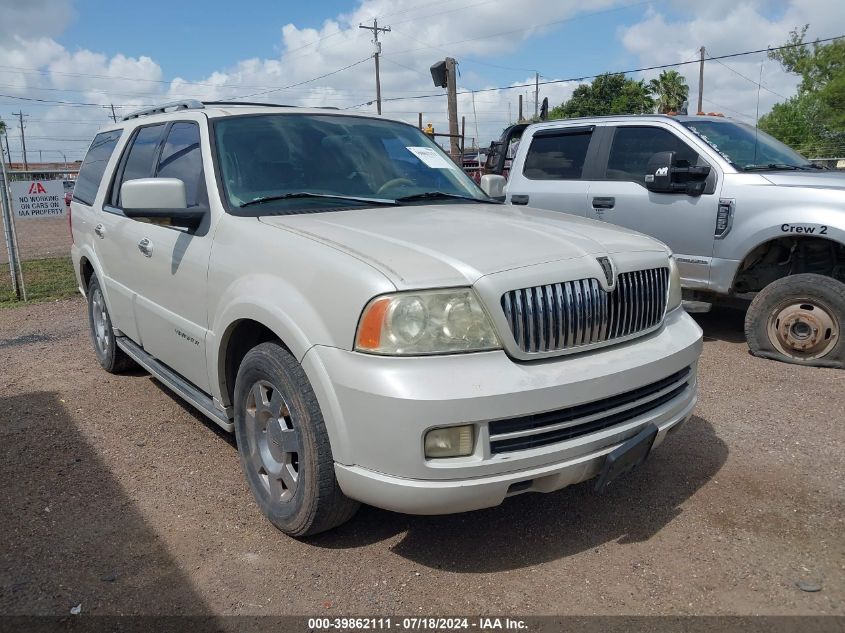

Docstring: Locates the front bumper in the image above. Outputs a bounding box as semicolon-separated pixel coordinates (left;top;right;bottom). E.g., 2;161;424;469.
302;307;702;514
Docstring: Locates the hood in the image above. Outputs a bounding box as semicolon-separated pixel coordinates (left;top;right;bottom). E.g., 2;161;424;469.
259;203;665;288
762;171;845;191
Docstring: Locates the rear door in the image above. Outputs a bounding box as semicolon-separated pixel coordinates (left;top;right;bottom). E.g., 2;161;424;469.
587;124;720;287
505;125;606;217
104;118;214;392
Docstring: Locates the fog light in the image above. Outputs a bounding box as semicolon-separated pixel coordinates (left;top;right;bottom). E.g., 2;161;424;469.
424;425;474;458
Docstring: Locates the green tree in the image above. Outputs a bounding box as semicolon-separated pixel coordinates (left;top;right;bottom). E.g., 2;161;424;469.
762;26;845;156
549;73;654;119
758;92;843;156
648;70;689;113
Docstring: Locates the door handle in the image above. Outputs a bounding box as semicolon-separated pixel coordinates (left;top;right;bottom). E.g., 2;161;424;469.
94;223;105;239
592;197;615;209
137;238;153;258
511;194;529;205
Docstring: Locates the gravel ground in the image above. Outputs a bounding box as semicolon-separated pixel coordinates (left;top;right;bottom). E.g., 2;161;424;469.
0;298;842;617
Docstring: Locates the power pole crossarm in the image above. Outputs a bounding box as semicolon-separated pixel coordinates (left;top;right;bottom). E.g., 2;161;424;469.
359;19;391;115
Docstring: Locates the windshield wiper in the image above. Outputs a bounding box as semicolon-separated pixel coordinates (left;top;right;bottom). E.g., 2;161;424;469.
240;192;396;208
393;191;496;204
741;163;813;172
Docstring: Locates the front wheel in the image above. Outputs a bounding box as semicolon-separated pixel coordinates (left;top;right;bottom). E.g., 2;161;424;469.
745;273;844;368
233;342;359;537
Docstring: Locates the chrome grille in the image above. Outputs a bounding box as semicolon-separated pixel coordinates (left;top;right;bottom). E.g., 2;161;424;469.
501;267;669;353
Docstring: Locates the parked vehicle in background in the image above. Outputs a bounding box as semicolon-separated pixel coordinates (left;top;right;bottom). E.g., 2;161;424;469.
71;100;702;537
483;115;845;368
63;180;75;208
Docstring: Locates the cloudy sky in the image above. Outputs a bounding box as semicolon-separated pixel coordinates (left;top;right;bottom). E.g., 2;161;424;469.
1;0;843;164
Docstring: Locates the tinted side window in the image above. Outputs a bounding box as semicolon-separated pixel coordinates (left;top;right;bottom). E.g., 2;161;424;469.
606;126;699;182
522;131;591;180
73;130;122;206
117;124;165;205
156;122;204;207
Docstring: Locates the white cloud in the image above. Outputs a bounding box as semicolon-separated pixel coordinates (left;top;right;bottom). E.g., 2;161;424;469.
2;0;842;163
619;0;845;123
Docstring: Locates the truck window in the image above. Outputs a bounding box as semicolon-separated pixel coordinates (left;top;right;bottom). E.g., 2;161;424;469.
605;126;699;183
73;130;122;206
114;124;165;206
522;130;591;180
155;122;205;207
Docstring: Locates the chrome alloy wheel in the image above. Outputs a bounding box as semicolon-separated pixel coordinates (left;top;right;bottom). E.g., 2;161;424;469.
90;287;110;356
244;380;302;502
767;299;839;361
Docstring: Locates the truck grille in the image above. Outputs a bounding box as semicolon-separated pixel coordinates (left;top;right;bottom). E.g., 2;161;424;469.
489;366;691;454
501;267;669;354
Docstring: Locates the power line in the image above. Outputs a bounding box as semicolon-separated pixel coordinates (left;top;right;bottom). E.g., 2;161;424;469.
365;35;845;104
228;56;373;100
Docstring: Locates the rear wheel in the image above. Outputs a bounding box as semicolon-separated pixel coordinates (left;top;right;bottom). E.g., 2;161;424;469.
87;276;134;373
233;342;359;536
745;274;844;368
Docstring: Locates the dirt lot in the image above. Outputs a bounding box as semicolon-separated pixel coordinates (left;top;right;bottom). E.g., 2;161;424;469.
0;298;842;617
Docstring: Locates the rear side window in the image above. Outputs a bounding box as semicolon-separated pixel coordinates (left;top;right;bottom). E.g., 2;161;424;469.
116;124;165;205
156;122;204;207
606;126;700;183
522;130;592;180
73;130;122;206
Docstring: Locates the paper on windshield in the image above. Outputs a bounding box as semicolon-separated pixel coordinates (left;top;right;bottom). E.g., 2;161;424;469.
406;146;458;169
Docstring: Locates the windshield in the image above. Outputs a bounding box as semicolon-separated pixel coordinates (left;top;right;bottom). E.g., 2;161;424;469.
681;120;813;171
213;114;488;213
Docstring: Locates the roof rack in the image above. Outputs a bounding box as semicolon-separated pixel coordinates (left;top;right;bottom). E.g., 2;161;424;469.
202;100;294;108
122;99;204;121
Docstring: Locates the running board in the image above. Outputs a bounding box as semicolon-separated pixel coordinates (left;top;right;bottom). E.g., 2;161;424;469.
115;337;234;432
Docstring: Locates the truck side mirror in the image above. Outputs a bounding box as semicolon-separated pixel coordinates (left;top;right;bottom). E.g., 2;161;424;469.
480;174;506;201
645;152;675;193
645;152;712;197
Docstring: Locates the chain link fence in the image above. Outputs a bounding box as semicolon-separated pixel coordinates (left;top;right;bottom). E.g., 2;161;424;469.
1;168;79;306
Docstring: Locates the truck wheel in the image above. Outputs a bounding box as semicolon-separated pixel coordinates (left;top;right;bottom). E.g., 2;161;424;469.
233;342;359;537
745;274;844;368
87;276;135;373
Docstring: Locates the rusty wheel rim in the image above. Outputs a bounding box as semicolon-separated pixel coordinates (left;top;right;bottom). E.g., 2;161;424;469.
766;299;839;361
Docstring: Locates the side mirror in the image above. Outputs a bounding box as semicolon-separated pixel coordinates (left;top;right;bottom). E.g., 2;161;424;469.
480;174;506;201
645;152;711;196
121;178;204;225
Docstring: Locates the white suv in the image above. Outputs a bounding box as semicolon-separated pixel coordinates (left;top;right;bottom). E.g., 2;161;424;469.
71;100;702;536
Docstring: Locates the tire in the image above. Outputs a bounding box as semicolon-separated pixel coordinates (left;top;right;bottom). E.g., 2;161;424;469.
233;342;359;536
87;276;135;373
745;273;845;369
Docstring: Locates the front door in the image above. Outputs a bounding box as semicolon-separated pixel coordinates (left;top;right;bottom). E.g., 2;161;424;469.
106;119;214;392
586;124;720;288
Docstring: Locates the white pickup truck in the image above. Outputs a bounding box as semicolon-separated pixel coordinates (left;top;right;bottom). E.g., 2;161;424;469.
483;115;845;368
71;101;702;536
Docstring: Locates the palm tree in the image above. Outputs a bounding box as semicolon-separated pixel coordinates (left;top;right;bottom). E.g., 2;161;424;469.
648;70;690;113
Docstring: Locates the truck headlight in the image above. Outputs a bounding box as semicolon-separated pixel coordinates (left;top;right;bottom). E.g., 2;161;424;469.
355;288;501;355
667;256;682;312
424;425;474;458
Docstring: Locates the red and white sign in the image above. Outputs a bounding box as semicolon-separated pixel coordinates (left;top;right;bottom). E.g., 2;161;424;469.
10;180;66;219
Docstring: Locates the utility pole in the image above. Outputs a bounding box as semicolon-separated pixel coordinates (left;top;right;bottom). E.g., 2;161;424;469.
12;111;28;170
697;46;705;114
359;18;391;115
518;94;523;122
534;72;539;119
445;57;460;158
108;104;117;123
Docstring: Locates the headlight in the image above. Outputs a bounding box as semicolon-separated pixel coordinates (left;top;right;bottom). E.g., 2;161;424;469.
355;288;501;355
667;256;682;312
